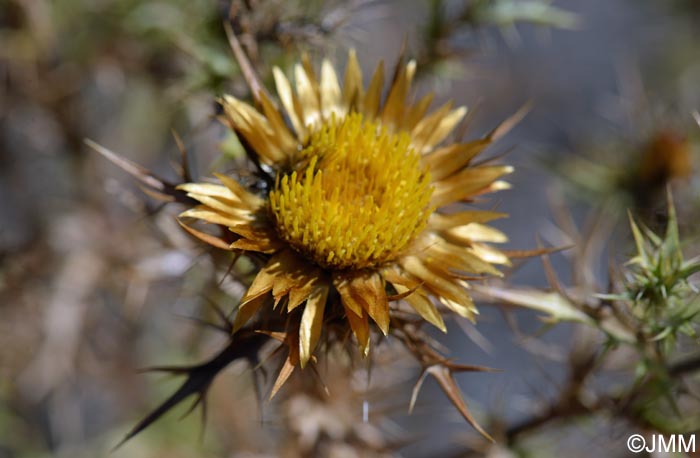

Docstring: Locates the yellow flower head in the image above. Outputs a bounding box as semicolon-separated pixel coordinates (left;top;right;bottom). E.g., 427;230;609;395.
178;51;514;368
269;112;434;270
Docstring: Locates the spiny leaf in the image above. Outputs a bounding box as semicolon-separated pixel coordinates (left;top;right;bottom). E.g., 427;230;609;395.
663;189;682;266
473;284;591;324
628;210;651;268
115;331;268;449
473;284;636;342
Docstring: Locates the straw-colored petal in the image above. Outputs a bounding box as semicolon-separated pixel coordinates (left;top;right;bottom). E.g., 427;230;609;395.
422;106;467;153
431;165;514;207
320;59;344;119
240;255;279;303
424;139;490;181
438;295;477;321
180;206;252;227
381;266;421;290
232;294;268;332
301;53;320;91
477;180;512;194
405;92;435;131
233;252;289;331
397;284;446;332
273;67;307;140
344;304;370;357
342;49;364;110
362;60;385;118
221;95;286;164
382;267;447;332
381;60;416;128
333;274;363;317
429;210;508;231
469;243;511;266
288;275;320;312
258;91;298;154
360;271;390;335
229;224;284;253
411;102;453;153
421;236;503;276
400;255;476;312
299;283;329;367
177;182;237;201
177;180;260;216
334;271;390;335
213;173;265;208
267;250;320;309
443;223;508;244
230;238;277;253
295;64;322;129
183;194;251;216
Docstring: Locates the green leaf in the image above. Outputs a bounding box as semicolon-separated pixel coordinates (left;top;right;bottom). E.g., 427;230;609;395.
473;285;636;342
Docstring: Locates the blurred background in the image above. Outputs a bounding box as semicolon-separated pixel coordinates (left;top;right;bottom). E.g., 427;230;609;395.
1;0;699;457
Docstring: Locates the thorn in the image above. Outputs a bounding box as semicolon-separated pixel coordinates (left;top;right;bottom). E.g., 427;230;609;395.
409;369;429;414
171;129;193;182
487;102;532;142
203;297;234;332
223;21;269;103
86;138;196;205
502;244;573;259
218;252;242;289
115;332;269;448
537;234;572;304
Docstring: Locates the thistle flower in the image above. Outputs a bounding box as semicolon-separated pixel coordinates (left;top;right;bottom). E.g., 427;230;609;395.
178;50;516;372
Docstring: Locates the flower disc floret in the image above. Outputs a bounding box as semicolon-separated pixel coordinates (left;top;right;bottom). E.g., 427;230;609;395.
269;113;433;270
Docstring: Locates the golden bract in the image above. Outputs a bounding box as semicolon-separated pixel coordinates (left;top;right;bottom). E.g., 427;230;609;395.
177;50;514;368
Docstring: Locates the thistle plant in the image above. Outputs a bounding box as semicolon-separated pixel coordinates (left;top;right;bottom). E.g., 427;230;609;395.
6;1;700;457
475;194;700;452
91;31;527;442
610;201;700;350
